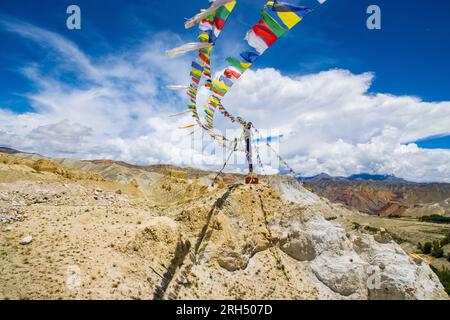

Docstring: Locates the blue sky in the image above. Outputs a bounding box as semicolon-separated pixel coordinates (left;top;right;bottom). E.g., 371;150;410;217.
2;1;450;99
0;0;449;181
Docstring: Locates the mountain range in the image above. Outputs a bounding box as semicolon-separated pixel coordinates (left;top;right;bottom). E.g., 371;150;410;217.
302;173;409;183
302;173;450;217
2;146;449;217
0;147;21;154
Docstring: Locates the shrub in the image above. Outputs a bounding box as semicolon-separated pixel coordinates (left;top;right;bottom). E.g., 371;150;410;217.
423;240;444;258
420;239;446;258
419;215;450;224
430;266;450;296
364;225;378;233
432;247;444;258
441;232;450;247
433;240;441;251
352;222;361;230
422;242;432;254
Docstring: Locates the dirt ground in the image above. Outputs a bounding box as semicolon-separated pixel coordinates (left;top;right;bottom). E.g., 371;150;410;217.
1;153;448;300
0;154;322;300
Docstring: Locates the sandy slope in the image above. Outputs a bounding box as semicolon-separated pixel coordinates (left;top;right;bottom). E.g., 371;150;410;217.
0;153;448;300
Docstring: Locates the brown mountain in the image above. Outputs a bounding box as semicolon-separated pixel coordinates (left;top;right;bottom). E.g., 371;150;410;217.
305;176;450;217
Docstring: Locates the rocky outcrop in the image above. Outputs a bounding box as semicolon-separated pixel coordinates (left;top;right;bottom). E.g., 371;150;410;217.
275;180;448;300
311;251;368;297
351;234;448;300
279;229;316;261
159;178;448;300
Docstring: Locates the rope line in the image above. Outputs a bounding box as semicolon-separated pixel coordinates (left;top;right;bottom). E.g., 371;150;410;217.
252;126;301;181
212;138;239;186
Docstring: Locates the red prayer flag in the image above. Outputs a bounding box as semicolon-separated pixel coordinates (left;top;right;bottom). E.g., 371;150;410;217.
252;20;278;46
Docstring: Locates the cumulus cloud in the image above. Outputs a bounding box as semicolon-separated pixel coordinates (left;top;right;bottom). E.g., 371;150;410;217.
0;19;450;182
223;68;450;182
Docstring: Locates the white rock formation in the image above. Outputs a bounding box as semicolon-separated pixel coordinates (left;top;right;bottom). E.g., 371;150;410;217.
274;178;448;300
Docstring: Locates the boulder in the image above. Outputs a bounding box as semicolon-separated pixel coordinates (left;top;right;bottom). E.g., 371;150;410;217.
279;229;316;261
218;251;251;272
311;251;368;297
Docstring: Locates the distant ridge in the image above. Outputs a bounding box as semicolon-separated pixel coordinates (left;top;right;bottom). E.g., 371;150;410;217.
302;172;409;183
0;147;22;154
0;147;437;185
301;172;450;217
301;173;336;181
347;173;407;183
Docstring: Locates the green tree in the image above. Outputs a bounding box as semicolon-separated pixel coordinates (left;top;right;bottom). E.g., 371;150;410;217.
432;247;444;258
441;232;450;247
431;266;450;296
431;241;444;258
422;242;432;254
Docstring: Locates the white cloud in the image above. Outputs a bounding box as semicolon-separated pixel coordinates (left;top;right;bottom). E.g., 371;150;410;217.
0;20;450;182
223;68;450;182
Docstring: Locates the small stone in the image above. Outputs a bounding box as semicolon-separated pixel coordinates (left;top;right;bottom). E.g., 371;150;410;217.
115;190;122;195
379;262;386;270
20;236;33;245
3;226;12;232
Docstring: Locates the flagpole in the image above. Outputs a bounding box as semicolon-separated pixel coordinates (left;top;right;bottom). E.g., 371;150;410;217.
245;122;254;174
244;122;259;184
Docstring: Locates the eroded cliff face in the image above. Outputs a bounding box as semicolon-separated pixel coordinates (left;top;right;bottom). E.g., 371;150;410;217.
127;178;448;300
0;153;447;300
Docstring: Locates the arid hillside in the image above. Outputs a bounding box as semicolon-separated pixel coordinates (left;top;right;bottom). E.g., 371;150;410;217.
0;152;448;300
